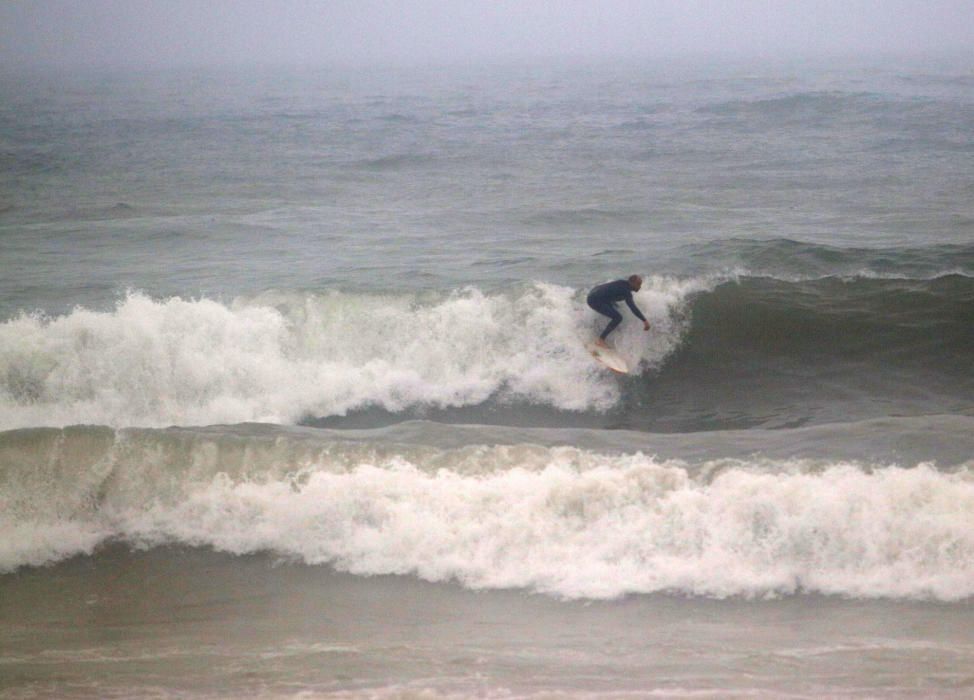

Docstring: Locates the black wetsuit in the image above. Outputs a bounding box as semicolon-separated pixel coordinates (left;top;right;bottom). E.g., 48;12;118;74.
586;279;647;341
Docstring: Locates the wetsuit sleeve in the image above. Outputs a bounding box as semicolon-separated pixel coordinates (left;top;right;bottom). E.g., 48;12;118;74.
624;292;647;322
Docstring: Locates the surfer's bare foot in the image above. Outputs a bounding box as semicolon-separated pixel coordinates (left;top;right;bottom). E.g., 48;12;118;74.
595;338;609;349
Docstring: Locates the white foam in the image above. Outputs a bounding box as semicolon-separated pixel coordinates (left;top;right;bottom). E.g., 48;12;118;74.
7;443;971;601
0;281;700;429
0;520;108;571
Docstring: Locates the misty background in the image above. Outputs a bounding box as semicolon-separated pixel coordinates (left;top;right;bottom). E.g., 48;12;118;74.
1;0;972;69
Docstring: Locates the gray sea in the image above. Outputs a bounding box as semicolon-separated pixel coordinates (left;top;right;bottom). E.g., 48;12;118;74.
1;55;973;698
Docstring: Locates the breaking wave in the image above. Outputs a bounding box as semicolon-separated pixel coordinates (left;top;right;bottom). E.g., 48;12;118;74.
2;424;972;601
0;280;701;429
1;270;971;430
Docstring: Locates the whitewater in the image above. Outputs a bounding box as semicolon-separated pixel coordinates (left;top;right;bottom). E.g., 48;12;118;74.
4;421;973;602
0;281;697;428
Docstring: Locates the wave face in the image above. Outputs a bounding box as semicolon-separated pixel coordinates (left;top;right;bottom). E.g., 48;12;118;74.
686;274;973;372
1;270;971;431
2;424;972;600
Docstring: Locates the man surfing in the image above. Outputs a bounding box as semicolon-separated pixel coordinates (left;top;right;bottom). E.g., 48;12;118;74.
587;275;650;348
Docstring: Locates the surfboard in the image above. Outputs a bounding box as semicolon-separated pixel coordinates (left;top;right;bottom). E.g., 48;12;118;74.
586;343;629;374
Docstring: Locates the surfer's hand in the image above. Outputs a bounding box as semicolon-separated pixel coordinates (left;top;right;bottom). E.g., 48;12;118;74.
643;321;651;331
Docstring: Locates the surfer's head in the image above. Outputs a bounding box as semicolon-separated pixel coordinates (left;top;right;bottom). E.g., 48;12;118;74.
628;274;643;291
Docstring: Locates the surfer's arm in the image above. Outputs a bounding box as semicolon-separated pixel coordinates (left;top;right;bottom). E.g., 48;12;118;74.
624;294;650;329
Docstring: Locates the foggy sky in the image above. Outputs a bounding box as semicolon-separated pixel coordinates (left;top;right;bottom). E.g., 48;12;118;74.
1;0;972;68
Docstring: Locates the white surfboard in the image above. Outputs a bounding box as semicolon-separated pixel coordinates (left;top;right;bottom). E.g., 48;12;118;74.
586;343;629;374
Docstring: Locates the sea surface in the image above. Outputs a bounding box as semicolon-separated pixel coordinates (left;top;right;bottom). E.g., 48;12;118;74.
1;55;973;698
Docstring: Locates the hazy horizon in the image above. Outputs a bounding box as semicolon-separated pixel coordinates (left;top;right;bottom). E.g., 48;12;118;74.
2;0;972;71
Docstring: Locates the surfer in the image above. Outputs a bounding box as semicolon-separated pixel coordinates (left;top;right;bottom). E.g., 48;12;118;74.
587;275;650;348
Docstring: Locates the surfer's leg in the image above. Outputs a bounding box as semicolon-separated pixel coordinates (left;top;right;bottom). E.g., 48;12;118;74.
599;312;622;340
589;301;622;341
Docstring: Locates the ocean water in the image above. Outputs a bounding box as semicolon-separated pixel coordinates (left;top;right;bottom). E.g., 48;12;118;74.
1;56;973;698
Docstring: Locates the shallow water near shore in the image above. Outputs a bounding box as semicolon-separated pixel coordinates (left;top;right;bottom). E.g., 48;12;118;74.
3;546;973;698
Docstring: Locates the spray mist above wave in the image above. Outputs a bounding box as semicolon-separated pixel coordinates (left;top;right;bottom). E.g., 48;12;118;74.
0;280;702;429
2;425;972;601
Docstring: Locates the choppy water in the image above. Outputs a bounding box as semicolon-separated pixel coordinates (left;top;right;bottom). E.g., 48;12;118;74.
1;56;973;697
